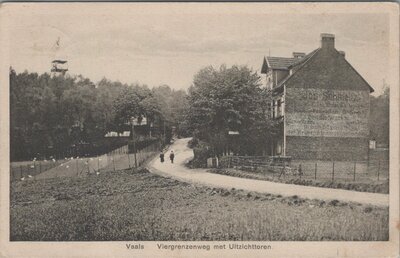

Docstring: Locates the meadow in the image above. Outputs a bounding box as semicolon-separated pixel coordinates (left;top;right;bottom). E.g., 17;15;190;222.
10;168;388;241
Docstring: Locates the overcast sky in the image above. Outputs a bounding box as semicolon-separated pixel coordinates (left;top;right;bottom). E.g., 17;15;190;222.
6;4;390;95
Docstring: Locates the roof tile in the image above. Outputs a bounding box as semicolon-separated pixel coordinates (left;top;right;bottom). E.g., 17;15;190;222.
266;57;297;70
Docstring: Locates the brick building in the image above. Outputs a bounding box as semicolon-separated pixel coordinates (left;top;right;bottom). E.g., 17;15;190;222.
261;33;374;161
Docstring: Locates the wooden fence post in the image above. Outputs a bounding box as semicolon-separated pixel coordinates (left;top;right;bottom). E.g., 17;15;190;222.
112;154;116;172
134;142;137;168
20;165;23;179
314;163;317;180
76;159;79;176
299;164;302;180
283;160;286;179
377;160;381;181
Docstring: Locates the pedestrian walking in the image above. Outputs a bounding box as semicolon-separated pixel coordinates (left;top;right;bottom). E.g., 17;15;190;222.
159;152;165;163
169;150;175;164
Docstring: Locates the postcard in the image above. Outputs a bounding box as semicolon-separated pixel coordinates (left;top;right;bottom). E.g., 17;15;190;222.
0;2;398;257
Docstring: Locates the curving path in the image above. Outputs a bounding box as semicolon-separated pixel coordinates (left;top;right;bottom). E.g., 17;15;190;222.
147;138;389;206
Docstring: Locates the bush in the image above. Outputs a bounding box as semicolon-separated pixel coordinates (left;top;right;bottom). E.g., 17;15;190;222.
187;137;199;149
191;142;214;168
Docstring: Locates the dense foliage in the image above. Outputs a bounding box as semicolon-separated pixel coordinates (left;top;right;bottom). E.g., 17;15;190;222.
9;65;390;161
152;85;191;137
370;87;389;146
10;68;188;161
186;65;277;157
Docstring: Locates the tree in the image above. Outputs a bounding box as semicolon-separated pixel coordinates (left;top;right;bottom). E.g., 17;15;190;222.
370;86;389;146
95;78;127;133
9;69;114;160
187;65;276;156
9;68;188;160
152;85;189;137
112;85;162;137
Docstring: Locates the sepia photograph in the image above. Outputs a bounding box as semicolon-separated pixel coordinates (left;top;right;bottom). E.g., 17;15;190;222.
0;2;398;257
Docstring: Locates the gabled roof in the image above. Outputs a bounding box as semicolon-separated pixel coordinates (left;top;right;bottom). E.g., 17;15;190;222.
339;51;374;93
274;48;321;89
272;48;374;93
261;56;297;73
288;48;320;69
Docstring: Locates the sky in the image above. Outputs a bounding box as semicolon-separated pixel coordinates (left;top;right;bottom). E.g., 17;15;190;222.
5;4;391;95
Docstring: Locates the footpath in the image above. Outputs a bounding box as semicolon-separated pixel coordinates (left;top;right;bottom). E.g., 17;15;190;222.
147;138;389;207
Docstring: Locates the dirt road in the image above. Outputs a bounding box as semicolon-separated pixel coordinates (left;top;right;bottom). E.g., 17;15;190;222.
148;138;389;206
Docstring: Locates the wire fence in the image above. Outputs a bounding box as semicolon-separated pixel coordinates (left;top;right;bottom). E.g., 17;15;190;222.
218;156;389;182
10;140;162;181
10;159;67;180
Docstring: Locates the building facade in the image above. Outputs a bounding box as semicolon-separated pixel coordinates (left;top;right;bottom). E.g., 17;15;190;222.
261;33;374;161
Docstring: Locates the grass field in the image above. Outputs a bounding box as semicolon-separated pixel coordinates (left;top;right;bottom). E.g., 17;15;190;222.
10;168;388;241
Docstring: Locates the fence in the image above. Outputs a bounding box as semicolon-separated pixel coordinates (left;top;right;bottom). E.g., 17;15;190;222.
10;159;66;180
218;156;389;182
11;140;162;181
100;140;161;173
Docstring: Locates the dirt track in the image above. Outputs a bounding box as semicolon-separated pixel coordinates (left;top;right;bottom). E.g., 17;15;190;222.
148;138;389;206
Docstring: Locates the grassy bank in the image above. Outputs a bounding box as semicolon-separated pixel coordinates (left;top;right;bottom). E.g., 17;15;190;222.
10;168;388;241
207;168;389;194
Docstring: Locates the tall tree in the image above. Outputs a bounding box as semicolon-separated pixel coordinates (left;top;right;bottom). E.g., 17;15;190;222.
10;69;111;160
370;86;390;146
187;65;276;156
9;68;188;160
112;85;162;136
152;85;189;136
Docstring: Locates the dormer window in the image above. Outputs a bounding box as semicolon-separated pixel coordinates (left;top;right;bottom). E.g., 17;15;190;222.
293;52;306;59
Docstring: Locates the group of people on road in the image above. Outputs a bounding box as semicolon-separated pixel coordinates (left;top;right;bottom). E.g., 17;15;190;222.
159;150;174;164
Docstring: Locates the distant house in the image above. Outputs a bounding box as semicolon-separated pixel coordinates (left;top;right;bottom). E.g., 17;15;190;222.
261;33;374;161
104;131;130;137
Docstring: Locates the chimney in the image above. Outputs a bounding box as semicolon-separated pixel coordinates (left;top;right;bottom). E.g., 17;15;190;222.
293;52;305;59
321;33;335;49
339;50;345;58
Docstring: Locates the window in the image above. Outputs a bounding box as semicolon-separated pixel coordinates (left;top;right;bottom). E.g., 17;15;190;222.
271;101;274;118
266;75;273;90
277;99;282;117
276;139;282;155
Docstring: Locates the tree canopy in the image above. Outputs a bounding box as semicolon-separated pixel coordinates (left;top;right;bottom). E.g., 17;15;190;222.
10;64;389;162
186;65;277;156
10;68;188;160
370;86;389;146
